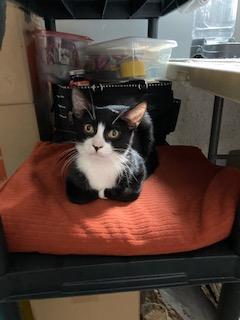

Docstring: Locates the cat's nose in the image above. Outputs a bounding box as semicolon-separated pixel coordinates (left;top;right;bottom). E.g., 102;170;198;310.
92;145;103;152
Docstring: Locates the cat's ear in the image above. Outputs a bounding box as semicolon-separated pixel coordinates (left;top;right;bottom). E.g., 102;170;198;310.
72;88;91;118
122;101;147;128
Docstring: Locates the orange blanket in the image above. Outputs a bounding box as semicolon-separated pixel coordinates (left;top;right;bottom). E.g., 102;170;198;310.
0;142;240;255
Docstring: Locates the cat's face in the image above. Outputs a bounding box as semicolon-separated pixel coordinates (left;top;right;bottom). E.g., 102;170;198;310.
73;108;133;158
71;88;147;159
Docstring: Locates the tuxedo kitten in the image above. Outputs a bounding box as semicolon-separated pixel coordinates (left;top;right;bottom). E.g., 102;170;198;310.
66;88;157;204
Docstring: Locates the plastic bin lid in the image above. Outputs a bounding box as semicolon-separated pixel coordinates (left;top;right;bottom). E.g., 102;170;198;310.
34;30;92;42
87;37;177;54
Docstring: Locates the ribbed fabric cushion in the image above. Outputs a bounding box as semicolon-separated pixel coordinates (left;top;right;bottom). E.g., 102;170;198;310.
0;142;240;255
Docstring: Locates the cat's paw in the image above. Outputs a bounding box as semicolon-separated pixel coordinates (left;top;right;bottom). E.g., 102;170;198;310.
98;189;107;200
104;188;140;202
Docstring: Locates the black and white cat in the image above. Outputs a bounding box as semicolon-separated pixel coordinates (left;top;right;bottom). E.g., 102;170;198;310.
66;88;158;204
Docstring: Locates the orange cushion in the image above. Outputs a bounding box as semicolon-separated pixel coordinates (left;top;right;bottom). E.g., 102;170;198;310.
0;142;240;256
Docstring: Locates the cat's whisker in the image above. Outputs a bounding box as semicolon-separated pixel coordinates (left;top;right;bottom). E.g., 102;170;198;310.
112;109;127;125
115;154;135;185
122;168;130;187
115;154;128;165
116;151;128;160
58;147;76;157
58;155;78;173
115;151;126;157
61;154;78;179
122;162;139;183
120;163;132;187
62;153;78;169
61;156;77;171
57;151;76;162
113;148;127;153
57;148;76;161
57;153;77;165
57;149;78;164
88;88;96;120
123;161;136;173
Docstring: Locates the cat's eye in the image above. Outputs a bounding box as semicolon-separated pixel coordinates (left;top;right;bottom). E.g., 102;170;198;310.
107;129;120;139
83;123;94;135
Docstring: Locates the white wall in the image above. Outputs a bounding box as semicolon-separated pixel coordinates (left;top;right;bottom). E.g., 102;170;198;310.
157;11;193;58
57;10;193;58
56;19;147;42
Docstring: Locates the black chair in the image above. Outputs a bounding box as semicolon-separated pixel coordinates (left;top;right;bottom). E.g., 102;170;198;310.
1;1;240;319
0;80;240;319
1;213;240;320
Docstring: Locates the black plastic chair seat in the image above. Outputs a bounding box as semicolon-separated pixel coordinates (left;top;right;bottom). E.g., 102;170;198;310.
0;238;239;302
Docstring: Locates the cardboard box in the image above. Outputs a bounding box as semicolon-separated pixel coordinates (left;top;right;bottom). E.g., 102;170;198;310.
31;292;140;320
0;3;41;176
0;3;44;107
0;104;39;176
0;148;7;187
0;4;34;105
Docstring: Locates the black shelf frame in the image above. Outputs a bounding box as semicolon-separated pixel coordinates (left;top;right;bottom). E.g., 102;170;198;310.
1;1;240;319
13;0;189;19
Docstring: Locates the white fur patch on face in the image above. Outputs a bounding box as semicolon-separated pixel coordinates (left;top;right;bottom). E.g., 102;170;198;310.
75;123;128;191
77;123;113;158
92;123;105;152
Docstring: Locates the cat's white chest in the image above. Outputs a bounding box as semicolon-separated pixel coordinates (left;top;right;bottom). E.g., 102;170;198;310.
76;154;123;191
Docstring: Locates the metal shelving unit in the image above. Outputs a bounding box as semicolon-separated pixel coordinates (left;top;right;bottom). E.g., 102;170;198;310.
1;1;240;319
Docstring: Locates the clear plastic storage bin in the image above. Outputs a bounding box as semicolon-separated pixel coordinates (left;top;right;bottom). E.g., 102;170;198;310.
34;31;92;83
85;37;177;82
